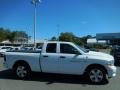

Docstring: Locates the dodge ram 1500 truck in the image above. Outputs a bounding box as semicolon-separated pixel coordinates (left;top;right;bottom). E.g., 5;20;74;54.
3;41;116;84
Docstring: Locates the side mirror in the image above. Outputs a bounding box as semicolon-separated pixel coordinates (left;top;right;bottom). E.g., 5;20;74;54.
86;49;89;52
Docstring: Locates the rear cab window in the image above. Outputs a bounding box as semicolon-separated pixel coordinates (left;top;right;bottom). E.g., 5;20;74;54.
46;43;57;53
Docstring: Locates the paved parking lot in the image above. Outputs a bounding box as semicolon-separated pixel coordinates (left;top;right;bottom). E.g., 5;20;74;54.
0;57;120;90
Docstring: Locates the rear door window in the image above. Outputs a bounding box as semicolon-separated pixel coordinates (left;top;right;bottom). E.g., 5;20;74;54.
46;43;57;53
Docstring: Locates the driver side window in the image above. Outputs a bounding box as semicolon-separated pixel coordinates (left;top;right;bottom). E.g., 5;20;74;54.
60;44;80;54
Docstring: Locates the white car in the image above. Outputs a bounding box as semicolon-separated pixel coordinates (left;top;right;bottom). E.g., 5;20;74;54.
0;46;12;57
4;41;116;84
10;47;21;51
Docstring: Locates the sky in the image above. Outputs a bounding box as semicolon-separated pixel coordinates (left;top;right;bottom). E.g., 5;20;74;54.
0;0;120;40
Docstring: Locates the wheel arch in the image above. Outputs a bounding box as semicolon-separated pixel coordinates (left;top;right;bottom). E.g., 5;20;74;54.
13;60;31;71
84;64;108;74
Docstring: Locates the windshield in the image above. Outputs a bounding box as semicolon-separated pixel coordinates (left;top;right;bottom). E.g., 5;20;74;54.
75;44;89;53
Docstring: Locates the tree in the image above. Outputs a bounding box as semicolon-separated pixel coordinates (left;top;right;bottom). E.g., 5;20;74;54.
0;28;11;42
59;32;75;42
12;31;28;44
51;32;93;46
58;32;84;46
50;36;57;41
79;35;92;46
0;27;28;43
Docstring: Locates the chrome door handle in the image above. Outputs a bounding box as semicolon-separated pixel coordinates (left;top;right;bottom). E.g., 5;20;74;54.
60;56;66;58
43;55;48;57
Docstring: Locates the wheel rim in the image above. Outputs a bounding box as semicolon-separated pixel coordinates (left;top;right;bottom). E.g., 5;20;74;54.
16;66;27;78
89;69;103;83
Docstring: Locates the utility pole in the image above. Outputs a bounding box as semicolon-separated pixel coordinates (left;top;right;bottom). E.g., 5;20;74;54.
31;0;41;48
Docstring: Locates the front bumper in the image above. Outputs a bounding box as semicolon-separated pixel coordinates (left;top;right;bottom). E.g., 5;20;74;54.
107;65;117;78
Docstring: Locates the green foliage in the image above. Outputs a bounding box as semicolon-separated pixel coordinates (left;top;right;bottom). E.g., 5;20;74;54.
93;44;108;49
0;28;11;42
0;27;28;43
50;36;58;41
59;32;75;42
55;32;107;49
50;32;93;46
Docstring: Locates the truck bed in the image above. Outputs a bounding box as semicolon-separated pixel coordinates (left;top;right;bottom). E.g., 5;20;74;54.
7;50;41;53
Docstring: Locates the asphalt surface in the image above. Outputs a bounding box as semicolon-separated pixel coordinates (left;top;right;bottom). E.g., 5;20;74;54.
0;58;120;90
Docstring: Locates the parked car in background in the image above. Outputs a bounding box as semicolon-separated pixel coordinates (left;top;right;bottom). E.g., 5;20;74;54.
9;47;21;51
21;47;34;51
35;46;42;51
20;46;42;52
0;46;12;57
110;45;120;65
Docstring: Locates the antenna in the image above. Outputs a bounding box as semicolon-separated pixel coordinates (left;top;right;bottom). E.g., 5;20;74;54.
57;24;60;41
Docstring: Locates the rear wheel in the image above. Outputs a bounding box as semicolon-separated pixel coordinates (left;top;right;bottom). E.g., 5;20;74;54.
14;63;31;79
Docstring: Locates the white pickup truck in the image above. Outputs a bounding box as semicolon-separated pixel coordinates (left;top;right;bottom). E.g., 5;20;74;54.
4;41;116;83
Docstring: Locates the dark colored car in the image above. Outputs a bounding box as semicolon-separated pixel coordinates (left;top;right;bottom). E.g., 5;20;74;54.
110;45;120;65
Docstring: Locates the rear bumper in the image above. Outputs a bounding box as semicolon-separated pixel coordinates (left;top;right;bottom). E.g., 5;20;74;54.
107;65;117;78
0;53;5;57
3;62;8;68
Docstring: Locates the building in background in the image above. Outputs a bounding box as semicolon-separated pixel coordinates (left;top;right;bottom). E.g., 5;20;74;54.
13;36;28;44
87;38;106;45
96;33;120;45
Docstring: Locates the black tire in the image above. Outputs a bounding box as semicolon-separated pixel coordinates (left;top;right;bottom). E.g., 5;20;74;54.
14;63;31;79
86;67;107;84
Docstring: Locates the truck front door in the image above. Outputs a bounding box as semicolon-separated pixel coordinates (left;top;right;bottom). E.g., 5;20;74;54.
58;43;86;75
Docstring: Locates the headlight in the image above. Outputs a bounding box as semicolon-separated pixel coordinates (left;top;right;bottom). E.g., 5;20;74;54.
107;63;114;66
106;61;114;66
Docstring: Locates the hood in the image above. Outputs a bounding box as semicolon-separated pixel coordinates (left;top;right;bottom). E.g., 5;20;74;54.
85;51;114;61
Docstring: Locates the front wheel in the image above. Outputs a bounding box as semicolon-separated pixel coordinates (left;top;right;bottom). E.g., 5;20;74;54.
14;63;31;79
87;67;107;84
